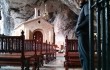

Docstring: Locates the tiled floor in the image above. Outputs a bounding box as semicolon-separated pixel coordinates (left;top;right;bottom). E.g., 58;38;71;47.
0;52;82;70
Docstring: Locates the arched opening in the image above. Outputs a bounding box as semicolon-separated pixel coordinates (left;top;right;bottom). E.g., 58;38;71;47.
33;31;43;43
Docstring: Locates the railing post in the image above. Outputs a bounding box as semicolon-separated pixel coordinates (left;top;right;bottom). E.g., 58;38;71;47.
105;0;110;70
21;30;25;70
96;0;102;70
65;35;68;57
101;0;106;70
45;40;48;63
35;39;37;55
89;0;95;70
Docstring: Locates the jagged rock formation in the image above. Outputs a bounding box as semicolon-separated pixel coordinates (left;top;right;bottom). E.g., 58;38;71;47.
0;0;80;39
0;0;37;35
60;0;80;15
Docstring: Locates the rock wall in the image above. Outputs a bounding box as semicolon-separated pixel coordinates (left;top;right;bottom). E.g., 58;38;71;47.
0;0;10;35
0;0;37;35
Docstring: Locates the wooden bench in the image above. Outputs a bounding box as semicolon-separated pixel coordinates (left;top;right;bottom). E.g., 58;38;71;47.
25;40;56;66
0;31;56;70
24;39;41;70
24;40;56;67
50;44;56;60
41;41;56;64
0;31;40;70
64;36;81;69
64;36;98;70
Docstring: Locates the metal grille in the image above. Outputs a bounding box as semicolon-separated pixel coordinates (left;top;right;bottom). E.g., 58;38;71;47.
89;0;110;70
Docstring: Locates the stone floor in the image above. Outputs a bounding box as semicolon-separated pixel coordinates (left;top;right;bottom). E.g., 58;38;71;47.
0;52;82;70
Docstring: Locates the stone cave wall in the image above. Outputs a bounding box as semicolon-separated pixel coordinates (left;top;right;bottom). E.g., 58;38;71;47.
0;0;80;39
0;0;36;35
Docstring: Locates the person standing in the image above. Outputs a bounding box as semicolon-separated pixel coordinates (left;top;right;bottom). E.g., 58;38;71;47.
75;0;89;70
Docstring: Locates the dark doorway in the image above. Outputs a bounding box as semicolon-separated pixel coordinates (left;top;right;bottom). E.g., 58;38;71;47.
33;31;43;43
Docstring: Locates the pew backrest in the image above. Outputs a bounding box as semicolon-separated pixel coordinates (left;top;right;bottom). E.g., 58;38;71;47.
0;35;24;53
65;38;78;53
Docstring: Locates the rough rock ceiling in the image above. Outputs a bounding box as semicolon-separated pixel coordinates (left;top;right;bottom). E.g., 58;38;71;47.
60;0;80;15
0;0;80;16
0;0;79;39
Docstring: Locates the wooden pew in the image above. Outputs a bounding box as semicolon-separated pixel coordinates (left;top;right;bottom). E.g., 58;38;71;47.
64;36;98;70
50;44;56;60
0;31;56;70
30;40;56;66
24;39;56;67
0;31;25;70
64;36;81;70
41;41;56;64
46;43;56;63
0;31;40;70
44;42;51;63
24;39;41;70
